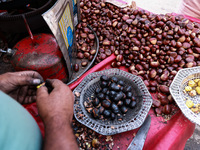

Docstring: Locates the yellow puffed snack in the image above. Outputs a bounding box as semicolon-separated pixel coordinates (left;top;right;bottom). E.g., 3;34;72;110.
188;80;196;87
196;87;200;95
185;86;192;92
198;81;200;87
194;79;200;83
191;107;199;113
189;90;197;97
185;100;194;108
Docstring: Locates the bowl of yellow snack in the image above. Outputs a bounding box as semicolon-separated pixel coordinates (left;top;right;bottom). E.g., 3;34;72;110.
170;66;200;125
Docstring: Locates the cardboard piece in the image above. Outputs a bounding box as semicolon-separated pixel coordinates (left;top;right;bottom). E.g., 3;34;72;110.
42;0;78;80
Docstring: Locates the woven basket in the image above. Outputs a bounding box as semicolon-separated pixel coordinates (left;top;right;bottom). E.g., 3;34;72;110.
73;69;152;135
170;66;200;125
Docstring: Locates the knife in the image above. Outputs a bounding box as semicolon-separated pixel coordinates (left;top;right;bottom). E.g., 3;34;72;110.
127;115;151;150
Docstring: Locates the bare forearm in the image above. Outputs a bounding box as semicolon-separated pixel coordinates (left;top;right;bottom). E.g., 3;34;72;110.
43;116;79;150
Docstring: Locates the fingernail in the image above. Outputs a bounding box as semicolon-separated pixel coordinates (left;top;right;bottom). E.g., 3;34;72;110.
33;79;42;85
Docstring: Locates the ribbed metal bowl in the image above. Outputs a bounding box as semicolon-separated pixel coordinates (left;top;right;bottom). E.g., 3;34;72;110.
170;66;200;125
73;68;153;135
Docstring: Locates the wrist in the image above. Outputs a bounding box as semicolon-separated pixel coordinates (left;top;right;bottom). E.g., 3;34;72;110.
43;115;72;128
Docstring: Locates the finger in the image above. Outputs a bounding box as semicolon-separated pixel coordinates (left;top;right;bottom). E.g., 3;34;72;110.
46;79;65;89
24;96;36;104
15;75;42;86
27;89;36;96
15;71;44;82
17;86;29;104
37;85;49;101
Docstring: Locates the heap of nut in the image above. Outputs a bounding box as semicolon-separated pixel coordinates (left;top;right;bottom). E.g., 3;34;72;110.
75;23;97;72
78;0;200;116
84;75;137;121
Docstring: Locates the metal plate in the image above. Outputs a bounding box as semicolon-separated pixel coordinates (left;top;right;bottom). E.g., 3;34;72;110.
170;66;200;125
67;25;99;85
73;68;153;135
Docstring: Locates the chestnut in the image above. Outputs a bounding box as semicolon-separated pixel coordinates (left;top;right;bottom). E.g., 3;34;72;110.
95;88;102;94
125;99;131;106
121;106;128;114
101;88;108;94
99;106;105;115
113;92;124;102
126;92;133;98
102;100;111;108
111;113;116;120
111;76;118;83
109;91;117;99
129;101;137;108
123;85;132;93
100;75;109;81
103;110;111;118
111;103;120;114
97;93;105;100
93;98;100;106
92;108;100;119
109;83;120;91
118;80;124;86
101;81;108;88
74;64;79;72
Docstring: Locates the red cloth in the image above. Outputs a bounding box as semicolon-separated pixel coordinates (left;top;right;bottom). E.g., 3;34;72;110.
24;54;195;149
23;12;200;150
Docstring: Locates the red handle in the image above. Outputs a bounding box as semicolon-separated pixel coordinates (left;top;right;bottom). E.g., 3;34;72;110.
22;15;36;45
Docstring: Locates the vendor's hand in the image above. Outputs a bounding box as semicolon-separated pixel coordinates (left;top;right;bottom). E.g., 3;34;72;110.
36;79;74;125
0;71;43;104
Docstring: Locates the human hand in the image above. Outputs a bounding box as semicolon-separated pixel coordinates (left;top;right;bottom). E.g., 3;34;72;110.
0;71;43;104
36;79;74;125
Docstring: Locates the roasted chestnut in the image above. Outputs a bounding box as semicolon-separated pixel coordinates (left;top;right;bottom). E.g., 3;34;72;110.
126;92;132;98
131;96;136;101
109;90;117;99
106;90;110;95
101;81;108;88
111;76;118;83
97;93;105;100
109;83;120;91
92;108;100;119
95;88;101;94
121;106;128;114
129;101;136;108
123;85;132;93
111;113;116;120
125;99;131;106
111;103;120;114
103;110;111;118
120;86;124;91
102;100;111;108
100;75;109;81
92;98;100;106
117;114;123;121
118;80;124;86
102;88;108;94
113;92;124;102
99;106;105;114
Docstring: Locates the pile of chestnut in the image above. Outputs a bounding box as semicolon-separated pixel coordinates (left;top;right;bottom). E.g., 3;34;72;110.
75;23;96;72
78;0;200;116
85;75;137;121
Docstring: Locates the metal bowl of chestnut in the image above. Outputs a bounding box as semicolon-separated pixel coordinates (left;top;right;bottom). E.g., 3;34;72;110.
73;68;153;135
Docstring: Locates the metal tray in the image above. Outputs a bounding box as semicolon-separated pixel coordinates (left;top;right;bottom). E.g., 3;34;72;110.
67;25;99;85
170;66;200;125
73;68;153;135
